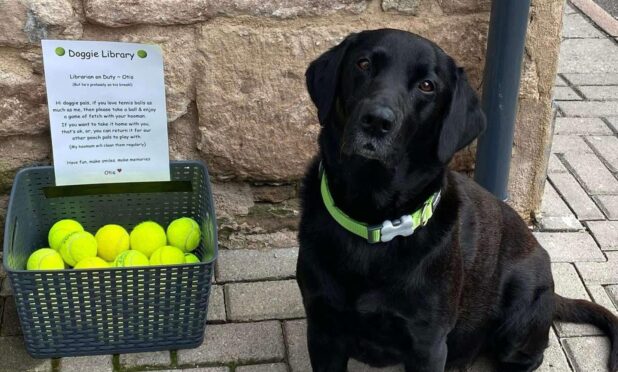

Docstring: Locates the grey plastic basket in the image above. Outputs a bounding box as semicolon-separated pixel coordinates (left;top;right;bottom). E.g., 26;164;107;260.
2;161;218;358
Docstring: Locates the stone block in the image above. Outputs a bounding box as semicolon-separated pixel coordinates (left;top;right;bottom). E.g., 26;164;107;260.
551;135;593;154
554;118;612;135
586;135;618;172
563;152;618;194
0;51;48;136
596;195;618;220
552;263;602;336
236;363;288;372
216;248;298;282
563;73;618;85
225;280;304;321
549;172;604;220
0;0;82;47
558;39;618;74
84;0;367;26
561;13;605;38
553;86;582;100
587;221;618;251
579;86;618;100
119;350;171;369
534;232;605;262
207;284;226;322
177;321;285;365
537;182;582;231
59;355;113;372
558;101;618;117
562;337;612;372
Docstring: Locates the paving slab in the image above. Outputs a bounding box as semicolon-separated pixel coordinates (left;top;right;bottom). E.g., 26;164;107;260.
548;154;568;173
284;319;311;372
551;135;593;154
605;285;618;309
588;285;618;314
596;195;618;219
549;172;605;220
0;337;52;371
563;152;618;194
562;12;606;38
177;321;285;365
558;101;618;117
552;263;602;336
578;85;618;100
236;363;288;372
563;73;618;86
576;260;618;284
558;39;618;74
119;350;171;369
208;284;226;322
534;232;605;262
562;337;612;372
538;182;583;231
225;280;304;321
59;355;113;372
158;368;229;372
587;221;618;250
553;86;582;100
537;329;573;372
216;248;298;282
607;117;618;132
554;117;612;135
586;135;618;172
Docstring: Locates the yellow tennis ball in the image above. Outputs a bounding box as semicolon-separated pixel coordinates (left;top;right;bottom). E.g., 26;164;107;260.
184;253;200;264
166;217;201;252
95;224;130;262
27;248;65;270
150;246;186;266
74;256;110;269
114;250;150;267
130;221;167;258
59;231;98;267
48;219;84;251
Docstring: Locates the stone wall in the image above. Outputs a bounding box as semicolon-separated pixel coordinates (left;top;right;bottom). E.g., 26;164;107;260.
0;0;564;248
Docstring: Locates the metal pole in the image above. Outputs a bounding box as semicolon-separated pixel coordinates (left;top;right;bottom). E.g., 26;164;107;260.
474;0;532;201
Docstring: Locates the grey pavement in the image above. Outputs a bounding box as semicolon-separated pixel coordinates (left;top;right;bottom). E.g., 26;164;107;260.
1;3;618;372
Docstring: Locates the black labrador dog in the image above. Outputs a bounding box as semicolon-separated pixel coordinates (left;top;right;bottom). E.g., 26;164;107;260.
296;29;618;372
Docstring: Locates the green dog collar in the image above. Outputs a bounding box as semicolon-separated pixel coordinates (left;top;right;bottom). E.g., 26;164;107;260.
320;165;441;244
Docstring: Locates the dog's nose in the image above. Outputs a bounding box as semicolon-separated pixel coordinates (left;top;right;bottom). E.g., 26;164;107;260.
360;106;396;136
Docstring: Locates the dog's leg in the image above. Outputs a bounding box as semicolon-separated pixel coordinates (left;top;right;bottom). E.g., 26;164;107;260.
493;285;553;372
403;335;448;372
307;319;348;372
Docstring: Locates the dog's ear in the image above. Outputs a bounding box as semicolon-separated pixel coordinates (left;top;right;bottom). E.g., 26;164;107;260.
437;67;486;163
305;34;355;126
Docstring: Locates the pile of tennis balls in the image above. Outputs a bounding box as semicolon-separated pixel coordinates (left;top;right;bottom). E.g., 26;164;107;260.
26;217;202;271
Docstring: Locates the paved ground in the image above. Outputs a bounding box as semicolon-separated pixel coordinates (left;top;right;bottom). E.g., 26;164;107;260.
1;3;618;372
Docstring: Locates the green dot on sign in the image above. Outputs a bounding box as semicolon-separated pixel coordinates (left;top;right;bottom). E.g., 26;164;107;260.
137;50;147;58
55;47;65;56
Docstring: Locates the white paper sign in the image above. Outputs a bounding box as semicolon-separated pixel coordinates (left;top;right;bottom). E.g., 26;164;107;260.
42;40;170;186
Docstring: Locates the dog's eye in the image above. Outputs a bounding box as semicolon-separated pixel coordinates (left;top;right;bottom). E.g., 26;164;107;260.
418;80;435;93
356;58;371;71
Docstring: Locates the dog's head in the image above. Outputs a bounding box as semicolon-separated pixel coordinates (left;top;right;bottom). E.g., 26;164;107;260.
306;29;485;168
